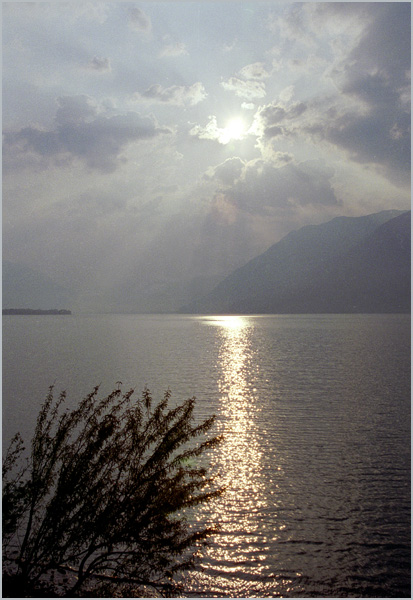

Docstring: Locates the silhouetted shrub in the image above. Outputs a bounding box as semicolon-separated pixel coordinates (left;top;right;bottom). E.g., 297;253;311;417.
3;385;223;597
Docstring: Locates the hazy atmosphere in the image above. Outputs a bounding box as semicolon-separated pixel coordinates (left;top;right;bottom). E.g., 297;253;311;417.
3;1;411;312
2;4;411;596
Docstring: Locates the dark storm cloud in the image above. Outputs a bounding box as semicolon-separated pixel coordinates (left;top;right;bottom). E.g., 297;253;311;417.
325;3;411;179
338;3;409;85
3;95;172;172
325;103;411;175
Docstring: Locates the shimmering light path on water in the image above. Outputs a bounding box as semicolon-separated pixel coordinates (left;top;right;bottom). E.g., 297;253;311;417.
3;314;411;597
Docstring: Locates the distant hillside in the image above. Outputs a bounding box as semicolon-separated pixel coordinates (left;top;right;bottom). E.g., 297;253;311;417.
2;261;73;310
182;210;410;314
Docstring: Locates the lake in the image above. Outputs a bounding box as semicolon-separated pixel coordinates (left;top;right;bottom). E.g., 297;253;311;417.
2;313;411;597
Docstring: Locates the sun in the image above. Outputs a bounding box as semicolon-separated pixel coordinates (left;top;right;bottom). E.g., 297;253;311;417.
220;117;246;144
225;117;246;139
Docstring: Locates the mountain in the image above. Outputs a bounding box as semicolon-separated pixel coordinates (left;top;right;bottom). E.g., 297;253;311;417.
2;261;73;310
182;210;410;314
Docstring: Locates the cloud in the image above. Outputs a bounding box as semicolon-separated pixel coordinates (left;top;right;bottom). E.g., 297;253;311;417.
270;2;369;51
203;157;245;187
190;116;221;143
279;86;295;103
221;77;266;100
4;95;172;172
189;115;247;145
128;6;151;34
159;42;188;57
324;4;410;180
238;62;271;80
329;4;410;101
135;82;206;106
55;95;99;125
194;157;342;270
189;116;221;143
211;158;339;216
307;2;373;40
86;56;111;72
268;3;316;49
251;100;308;140
270;151;294;167
252;4;411;185
220;61;271;100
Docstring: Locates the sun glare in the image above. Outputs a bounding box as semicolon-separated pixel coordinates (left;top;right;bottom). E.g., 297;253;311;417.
220;117;246;144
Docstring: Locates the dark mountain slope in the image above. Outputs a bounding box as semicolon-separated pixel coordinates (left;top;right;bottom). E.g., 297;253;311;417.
320;210;411;313
183;210;410;314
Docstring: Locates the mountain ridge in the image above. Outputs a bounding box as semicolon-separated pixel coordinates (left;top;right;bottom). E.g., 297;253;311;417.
182;210;410;314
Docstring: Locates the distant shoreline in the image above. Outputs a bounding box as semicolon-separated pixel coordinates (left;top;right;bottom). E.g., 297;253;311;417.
2;309;72;315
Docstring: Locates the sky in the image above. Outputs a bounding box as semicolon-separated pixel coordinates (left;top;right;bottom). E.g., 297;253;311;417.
3;1;411;312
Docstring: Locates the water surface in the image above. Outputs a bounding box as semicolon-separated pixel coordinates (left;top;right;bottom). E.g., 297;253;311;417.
3;314;410;597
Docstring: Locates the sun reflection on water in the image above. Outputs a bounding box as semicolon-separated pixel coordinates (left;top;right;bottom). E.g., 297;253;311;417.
216;316;263;478
190;316;278;596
